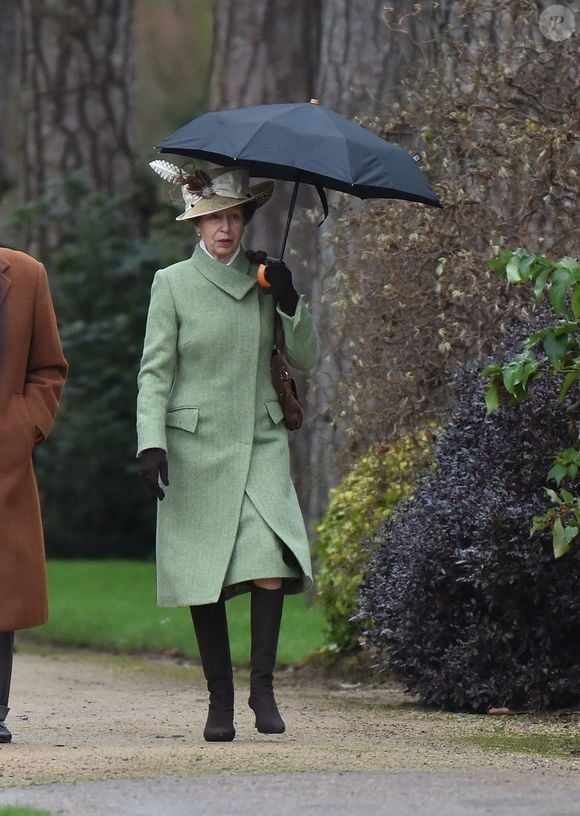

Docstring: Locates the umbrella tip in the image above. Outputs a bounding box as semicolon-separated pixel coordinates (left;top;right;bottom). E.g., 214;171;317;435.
309;98;321;105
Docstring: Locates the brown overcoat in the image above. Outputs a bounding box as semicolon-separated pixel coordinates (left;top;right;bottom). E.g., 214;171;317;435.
0;249;67;632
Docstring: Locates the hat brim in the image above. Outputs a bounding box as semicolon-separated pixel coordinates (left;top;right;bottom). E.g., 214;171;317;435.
176;181;274;222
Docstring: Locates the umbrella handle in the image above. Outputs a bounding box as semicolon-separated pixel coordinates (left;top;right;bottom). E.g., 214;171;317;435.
278;179;301;261
256;255;280;290
257;264;271;289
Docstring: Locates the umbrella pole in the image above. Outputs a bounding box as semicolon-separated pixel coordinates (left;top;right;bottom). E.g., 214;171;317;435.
278;180;300;261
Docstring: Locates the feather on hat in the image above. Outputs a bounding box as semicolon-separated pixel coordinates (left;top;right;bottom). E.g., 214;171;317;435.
149;161;273;221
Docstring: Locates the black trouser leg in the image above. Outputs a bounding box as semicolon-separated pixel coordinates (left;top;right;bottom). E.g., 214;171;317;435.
190;598;235;742
0;631;14;721
0;632;14;742
249;585;285;734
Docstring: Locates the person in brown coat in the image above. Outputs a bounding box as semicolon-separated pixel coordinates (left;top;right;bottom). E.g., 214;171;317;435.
0;247;67;743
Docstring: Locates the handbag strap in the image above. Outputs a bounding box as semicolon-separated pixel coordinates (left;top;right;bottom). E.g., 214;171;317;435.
274;310;285;354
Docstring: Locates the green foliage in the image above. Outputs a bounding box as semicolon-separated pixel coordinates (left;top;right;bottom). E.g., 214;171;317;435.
484;251;580;411
315;430;434;653
530;489;580;559
547;447;580;486
12;174;192;557
24;561;325;666
484;249;580;559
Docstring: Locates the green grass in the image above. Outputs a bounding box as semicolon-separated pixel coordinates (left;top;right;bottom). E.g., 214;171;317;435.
21;560;325;666
463;732;580;759
0;809;54;816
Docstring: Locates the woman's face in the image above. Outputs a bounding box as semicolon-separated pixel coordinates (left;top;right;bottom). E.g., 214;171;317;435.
196;205;245;263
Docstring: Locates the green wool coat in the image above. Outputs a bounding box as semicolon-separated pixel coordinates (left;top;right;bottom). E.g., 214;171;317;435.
137;245;319;606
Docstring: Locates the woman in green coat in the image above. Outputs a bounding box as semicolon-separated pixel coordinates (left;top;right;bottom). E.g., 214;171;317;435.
137;164;319;742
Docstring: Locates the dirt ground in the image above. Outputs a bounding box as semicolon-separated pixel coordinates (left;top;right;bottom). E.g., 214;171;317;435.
0;648;578;789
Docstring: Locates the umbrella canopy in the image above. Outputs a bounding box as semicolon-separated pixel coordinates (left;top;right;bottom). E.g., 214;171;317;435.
156;100;441;258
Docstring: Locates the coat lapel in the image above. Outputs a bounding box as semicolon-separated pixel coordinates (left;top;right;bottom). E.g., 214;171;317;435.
192;245;256;301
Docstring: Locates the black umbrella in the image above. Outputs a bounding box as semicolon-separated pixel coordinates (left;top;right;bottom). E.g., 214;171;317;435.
156;99;442;259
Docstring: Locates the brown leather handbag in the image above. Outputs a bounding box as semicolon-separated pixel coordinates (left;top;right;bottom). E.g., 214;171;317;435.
271;314;304;431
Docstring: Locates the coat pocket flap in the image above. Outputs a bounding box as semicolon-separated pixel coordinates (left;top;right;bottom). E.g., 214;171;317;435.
265;400;284;425
166;406;200;434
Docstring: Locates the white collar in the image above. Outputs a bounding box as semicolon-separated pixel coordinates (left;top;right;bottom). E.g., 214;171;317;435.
199;239;241;266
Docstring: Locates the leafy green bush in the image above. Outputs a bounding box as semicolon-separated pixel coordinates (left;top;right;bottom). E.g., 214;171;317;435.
316;430;434;653
484;249;580;559
361;308;580;712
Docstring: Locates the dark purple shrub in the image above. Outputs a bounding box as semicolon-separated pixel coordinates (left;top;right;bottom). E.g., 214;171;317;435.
360;329;580;712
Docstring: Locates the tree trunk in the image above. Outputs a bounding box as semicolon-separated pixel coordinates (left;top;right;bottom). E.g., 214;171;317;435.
318;0;439;117
0;1;21;203
209;0;321;110
20;0;136;255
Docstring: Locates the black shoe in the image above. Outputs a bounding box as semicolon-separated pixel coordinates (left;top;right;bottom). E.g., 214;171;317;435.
248;691;285;734
204;680;235;742
0;721;12;743
204;713;235;742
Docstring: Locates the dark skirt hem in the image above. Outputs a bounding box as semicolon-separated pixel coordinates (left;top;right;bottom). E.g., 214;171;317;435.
222;574;305;600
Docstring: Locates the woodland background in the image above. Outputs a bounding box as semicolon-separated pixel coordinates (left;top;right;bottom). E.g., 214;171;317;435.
0;0;577;559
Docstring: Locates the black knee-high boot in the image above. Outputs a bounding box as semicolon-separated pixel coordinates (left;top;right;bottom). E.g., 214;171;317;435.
190;598;235;742
249;585;285;734
0;631;14;743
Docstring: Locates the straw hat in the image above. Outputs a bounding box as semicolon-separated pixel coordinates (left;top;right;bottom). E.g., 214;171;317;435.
149;161;274;221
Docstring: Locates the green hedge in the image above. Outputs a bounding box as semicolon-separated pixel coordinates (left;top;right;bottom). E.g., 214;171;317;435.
315;430;434;653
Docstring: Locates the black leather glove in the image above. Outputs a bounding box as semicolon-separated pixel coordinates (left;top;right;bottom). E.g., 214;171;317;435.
246;249;267;266
265;260;299;315
139;447;169;500
245;249;299;316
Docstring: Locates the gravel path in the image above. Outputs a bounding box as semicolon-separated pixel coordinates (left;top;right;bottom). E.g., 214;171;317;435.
0;649;578;814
